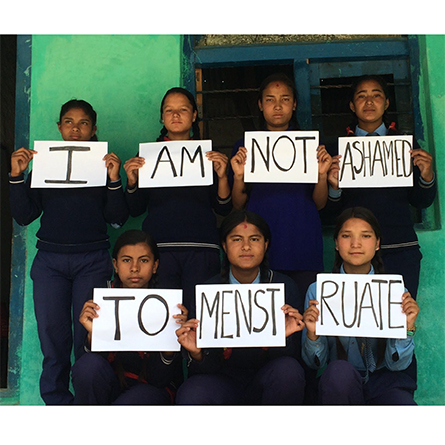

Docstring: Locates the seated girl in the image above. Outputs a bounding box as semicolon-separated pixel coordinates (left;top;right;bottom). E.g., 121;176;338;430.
71;230;187;405
175;210;306;405
302;207;419;405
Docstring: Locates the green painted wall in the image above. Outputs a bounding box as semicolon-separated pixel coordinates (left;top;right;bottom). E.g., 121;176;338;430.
2;34;444;405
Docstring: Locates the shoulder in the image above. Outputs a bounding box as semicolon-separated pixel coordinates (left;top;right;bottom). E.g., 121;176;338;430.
204;274;225;285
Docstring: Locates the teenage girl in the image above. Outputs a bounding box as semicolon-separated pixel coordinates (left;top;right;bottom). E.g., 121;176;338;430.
9;99;129;405
175;210;306;405
71;229;187;405
302;207;419;405
230;73;332;298
124;87;232;317
322;75;436;299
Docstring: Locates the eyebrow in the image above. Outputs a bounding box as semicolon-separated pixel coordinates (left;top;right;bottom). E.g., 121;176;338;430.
355;88;384;95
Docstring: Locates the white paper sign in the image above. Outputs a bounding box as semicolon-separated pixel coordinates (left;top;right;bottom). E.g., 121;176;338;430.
138;140;213;188
196;283;286;348
315;274;406;339
31;141;108;188
243;131;319;183
338;135;413;188
91;288;183;352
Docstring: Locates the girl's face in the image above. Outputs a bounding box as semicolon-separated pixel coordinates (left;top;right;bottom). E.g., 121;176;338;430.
258;81;296;131
335;217;380;274
113;242;159;289
349;80;389;131
161;92;197;140
222;222;269;278
57;107;96;141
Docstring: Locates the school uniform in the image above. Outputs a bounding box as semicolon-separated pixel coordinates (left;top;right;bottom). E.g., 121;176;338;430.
125;147;232;315
321;123;437;299
72;350;182;405
175;269;306;405
230;135;324;298
301;265;417;405
9;172;129;404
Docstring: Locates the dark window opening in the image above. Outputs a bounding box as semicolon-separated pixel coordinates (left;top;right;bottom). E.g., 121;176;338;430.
1;34;16;389
197;64;294;155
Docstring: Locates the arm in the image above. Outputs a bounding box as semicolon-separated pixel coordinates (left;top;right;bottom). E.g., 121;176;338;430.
384;292;419;371
207;151;233;216
230;146;248;210
408;148;437;209
78;299;100;350
103;152;129;227
9;148;43;225
312;145;332;210
123;156;150;217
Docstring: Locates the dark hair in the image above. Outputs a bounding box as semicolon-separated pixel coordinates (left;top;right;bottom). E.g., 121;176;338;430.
156;87;201;141
257;73;299;130
332;207;384;274
58;99;98;141
348;75;391;130
219;210;271;283
112;229;160;288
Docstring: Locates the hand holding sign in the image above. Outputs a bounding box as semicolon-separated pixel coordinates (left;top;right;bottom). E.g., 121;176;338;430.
10;147;37;177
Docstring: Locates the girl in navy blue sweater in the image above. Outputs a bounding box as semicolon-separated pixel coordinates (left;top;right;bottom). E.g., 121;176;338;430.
9;100;128;404
72;229;186;405
124;88;232;317
175;210;306;405
322;75;436;299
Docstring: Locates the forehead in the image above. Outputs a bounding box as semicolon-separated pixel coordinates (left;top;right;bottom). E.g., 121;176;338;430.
61;107;92;121
117;242;153;257
163;92;193;108
228;222;263;237
354;80;385;94
339;218;375;233
262;81;294;96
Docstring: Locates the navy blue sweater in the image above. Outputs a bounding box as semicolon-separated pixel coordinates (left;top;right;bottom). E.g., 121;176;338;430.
9;173;129;253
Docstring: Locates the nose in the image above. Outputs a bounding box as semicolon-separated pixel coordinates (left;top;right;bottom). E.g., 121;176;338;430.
241;240;251;251
350;236;361;247
130;260;139;272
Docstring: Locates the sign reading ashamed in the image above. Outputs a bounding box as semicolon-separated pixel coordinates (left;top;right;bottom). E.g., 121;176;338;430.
196;283;286;348
338;135;413;188
315;274;406;339
244;131;319;183
138;140;213;188
91;288;183;352
31;141;108;188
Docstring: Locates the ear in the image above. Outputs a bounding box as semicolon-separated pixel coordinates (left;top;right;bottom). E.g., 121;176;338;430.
258;99;263;112
375;238;381;251
57;122;62;134
335;239;339;251
293;98;297;111
264;240;269;251
222;242;227;255
112;258;118;274
349;101;356;114
192;110;198;123
384;99;389;111
152;259;159;275
91;125;97;137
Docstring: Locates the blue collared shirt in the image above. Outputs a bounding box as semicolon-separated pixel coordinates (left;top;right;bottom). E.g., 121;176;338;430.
301;264;415;373
229;268;261;284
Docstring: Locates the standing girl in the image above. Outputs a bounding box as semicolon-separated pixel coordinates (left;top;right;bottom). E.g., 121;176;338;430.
323;75;436;299
302;207;419;405
175;210;306;405
124;87;232;316
71;229;186;405
230;73;332;298
9;99;129;404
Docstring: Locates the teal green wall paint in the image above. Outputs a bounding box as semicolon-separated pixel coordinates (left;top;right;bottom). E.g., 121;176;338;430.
15;35;182;405
412;35;445;405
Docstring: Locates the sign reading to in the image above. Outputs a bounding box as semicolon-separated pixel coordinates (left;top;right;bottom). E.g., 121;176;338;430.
338;135;413;188
244;131;319;183
138;140;213;188
31;141;108;188
315;274;406;339
91;288;183;352
196;283;286;348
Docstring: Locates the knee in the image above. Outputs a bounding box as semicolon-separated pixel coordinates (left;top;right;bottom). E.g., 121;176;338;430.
266;356;306;385
72;353;112;385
